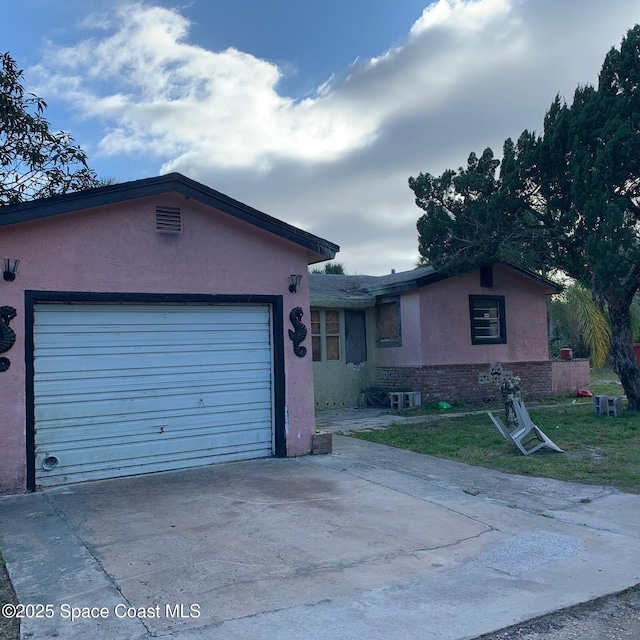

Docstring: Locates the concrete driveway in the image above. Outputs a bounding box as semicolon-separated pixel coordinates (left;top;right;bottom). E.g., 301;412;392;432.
1;436;639;640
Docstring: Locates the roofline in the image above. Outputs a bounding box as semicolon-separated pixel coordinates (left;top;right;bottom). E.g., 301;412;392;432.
369;262;562;297
309;262;562;306
0;173;339;261
367;271;448;297
496;261;563;293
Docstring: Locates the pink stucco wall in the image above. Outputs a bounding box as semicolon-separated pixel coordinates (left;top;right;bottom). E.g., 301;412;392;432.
421;266;551;364
551;359;591;394
374;266;552;367
0;193;316;493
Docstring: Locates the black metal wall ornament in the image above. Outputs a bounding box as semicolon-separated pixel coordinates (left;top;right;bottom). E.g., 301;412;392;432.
288;307;308;357
0;306;17;372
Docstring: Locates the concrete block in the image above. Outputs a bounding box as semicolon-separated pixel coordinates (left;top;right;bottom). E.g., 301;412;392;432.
312;431;332;454
594;395;623;416
389;392;404;410
404;392;422;408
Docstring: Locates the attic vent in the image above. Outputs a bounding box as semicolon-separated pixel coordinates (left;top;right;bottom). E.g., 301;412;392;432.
156;206;182;233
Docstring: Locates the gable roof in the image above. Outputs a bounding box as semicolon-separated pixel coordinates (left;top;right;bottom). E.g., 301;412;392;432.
310;263;561;308
0;173;339;264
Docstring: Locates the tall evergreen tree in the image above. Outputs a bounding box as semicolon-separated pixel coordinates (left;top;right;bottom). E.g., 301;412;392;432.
409;26;640;409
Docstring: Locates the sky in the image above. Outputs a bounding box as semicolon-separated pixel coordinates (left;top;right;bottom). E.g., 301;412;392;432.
3;0;640;275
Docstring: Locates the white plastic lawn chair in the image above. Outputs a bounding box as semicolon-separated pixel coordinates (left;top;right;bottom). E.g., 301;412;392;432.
487;411;530;455
487;400;563;456
512;399;563;454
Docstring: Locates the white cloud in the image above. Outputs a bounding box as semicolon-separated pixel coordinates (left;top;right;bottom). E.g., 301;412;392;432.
32;0;640;274
35;3;381;170
410;0;511;35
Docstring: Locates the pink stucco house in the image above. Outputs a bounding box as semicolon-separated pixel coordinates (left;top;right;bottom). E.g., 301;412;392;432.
0;173;338;494
310;264;590;409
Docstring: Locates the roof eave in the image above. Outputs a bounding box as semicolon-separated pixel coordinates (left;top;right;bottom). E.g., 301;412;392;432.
0;173;339;262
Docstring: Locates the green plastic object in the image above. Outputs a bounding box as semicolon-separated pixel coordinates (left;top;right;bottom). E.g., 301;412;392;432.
437;401;452;410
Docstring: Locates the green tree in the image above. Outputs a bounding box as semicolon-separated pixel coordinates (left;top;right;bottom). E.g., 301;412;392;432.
409;26;640;409
310;262;346;274
0;52;97;204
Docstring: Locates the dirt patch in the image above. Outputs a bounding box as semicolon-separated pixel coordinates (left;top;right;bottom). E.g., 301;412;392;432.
475;585;640;640
565;446;606;461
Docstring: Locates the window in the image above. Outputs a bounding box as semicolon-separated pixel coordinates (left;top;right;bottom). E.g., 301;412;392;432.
311;309;341;362
469;295;506;344
375;298;401;347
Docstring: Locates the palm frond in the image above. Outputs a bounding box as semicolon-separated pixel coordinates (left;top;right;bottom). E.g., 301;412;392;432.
565;285;611;368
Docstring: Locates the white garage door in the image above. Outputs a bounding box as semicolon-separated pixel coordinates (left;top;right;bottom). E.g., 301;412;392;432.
33;303;274;487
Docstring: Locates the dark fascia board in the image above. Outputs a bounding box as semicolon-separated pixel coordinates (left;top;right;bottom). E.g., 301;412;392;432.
0;173;340;262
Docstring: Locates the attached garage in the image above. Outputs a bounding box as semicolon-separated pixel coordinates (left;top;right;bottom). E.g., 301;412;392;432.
0;173;338;494
31;300;279;488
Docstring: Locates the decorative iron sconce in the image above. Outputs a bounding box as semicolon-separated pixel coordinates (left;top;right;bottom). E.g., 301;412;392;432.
3;259;19;282
289;274;302;293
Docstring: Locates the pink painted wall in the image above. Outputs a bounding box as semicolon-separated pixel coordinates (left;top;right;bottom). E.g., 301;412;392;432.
419;266;551;364
0;193;316;493
373;266;551;368
551;359;591;394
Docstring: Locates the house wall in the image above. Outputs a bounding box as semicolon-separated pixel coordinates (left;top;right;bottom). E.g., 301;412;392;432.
0;193;315;493
313;308;376;409
419;266;551;365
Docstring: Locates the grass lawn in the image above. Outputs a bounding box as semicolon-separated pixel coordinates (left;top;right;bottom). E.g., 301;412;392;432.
352;402;640;494
0;551;19;640
591;366;625;396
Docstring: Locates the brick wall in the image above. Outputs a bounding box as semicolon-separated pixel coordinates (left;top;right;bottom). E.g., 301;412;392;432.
375;361;553;404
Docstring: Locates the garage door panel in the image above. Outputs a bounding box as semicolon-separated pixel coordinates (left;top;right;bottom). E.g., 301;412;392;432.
36;335;271;352
34;303;275;487
35;388;273;423
35;305;267;324
33;346;272;374
36;447;269;486
34;369;272;401
36;444;272;486
36;373;271;408
35;407;273;446
37;425;273;467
